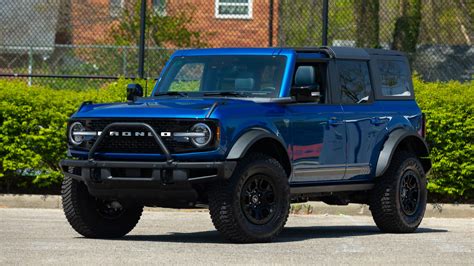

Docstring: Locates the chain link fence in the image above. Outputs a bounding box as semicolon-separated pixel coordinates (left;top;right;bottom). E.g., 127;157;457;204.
0;0;472;89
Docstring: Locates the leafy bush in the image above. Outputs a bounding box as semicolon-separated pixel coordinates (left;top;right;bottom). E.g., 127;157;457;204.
0;78;472;201
0;78;144;191
414;78;473;201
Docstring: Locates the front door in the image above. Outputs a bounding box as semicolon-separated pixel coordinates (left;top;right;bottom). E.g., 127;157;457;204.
287;62;347;183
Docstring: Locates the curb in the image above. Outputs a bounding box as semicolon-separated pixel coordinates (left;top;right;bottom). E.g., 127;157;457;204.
1;194;472;218
290;202;474;219
0;194;62;209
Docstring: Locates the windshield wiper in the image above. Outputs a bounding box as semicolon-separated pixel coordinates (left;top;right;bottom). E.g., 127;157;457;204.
154;91;188;97
203;91;248;97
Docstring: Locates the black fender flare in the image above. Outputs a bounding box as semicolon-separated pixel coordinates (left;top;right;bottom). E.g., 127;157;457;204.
375;128;430;177
226;129;287;160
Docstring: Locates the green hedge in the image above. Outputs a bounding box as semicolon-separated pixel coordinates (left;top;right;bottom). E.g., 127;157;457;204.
414;78;473;201
0;78;472;201
0;78;144;190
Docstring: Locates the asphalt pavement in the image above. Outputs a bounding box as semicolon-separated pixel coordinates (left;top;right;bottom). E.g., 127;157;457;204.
0;208;472;265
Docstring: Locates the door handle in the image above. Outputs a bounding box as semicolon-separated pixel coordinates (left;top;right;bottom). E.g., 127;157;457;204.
370;117;386;125
328;117;344;126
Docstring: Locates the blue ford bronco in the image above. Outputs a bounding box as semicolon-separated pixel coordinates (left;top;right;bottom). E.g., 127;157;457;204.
60;47;431;243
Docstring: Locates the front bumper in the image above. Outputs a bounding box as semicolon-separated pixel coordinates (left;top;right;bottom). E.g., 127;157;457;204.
60;159;236;202
61;121;236;205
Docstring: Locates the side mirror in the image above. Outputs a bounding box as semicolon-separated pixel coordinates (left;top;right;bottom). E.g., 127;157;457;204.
127;83;143;101
290;84;320;103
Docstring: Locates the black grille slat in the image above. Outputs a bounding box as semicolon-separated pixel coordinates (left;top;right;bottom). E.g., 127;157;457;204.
87;120;196;133
79;119;216;154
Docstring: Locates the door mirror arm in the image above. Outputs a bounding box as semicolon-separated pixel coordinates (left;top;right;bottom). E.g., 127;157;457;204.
290;84;320;103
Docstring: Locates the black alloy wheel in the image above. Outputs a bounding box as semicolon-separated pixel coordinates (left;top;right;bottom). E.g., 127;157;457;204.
240;174;276;225
399;170;421;216
95;199;126;220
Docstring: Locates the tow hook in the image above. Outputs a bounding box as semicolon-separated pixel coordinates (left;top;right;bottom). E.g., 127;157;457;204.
90;167;101;182
160;169;173;185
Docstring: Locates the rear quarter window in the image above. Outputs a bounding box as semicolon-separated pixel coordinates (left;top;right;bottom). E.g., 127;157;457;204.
377;60;412;97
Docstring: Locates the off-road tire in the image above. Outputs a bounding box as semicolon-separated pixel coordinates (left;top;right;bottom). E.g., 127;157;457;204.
370;151;427;233
61;175;143;238
208;153;290;243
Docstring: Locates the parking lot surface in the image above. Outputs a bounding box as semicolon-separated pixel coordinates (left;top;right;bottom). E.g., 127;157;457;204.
0;208;472;265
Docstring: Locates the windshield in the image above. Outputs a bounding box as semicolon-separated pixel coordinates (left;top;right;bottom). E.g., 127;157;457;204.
155;55;287;98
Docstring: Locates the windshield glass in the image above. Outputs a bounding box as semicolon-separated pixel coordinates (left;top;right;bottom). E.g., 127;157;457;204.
155;55;287;98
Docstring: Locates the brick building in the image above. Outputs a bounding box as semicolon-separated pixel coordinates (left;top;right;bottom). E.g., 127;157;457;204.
71;0;279;47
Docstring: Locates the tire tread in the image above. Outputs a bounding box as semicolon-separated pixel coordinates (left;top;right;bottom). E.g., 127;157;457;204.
208;153;290;243
370;151;426;233
61;176;143;238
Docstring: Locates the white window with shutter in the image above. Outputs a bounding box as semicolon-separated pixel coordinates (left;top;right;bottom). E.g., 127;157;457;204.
215;0;253;19
153;0;167;16
110;0;125;18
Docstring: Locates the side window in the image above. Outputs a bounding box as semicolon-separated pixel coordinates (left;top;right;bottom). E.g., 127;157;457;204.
292;63;328;103
169;63;204;92
337;60;372;104
378;60;412;97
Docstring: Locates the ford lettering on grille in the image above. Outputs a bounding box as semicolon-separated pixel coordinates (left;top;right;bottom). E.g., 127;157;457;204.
108;131;172;137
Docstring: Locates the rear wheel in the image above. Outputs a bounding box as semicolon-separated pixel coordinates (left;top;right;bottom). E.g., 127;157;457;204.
208;153;290;243
61;175;143;238
370;151;427;233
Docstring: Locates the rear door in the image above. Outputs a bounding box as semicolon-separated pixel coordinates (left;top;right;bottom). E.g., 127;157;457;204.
335;59;388;179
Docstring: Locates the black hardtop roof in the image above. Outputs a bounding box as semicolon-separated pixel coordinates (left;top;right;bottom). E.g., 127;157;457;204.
294;46;406;60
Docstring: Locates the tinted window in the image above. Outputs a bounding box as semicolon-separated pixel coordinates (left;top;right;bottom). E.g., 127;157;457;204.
169;63;204;92
292;63;328;103
337;60;372;104
157;56;286;98
378;60;411;96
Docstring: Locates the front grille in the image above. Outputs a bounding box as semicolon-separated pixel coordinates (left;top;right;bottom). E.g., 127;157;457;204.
87;119;200;134
74;119;217;154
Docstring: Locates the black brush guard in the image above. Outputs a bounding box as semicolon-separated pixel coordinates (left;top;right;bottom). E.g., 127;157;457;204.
60;122;236;200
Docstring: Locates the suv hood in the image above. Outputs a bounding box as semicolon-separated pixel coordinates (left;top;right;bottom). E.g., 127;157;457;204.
71;98;252;119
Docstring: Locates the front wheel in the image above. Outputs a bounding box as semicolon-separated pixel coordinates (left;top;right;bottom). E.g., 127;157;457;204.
370;151;427;233
208;153;290;243
61;175;143;238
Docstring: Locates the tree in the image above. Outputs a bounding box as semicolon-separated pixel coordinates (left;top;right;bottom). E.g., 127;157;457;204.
455;0;472;45
111;0;206;48
354;0;380;48
277;0;323;47
391;0;422;53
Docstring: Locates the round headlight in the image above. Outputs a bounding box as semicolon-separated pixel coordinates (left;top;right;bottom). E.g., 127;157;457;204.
69;122;85;145
190;123;212;148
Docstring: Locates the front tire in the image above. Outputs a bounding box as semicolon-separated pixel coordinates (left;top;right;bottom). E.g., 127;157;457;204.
370;151;427;233
208;153;290;243
61;175;143;238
